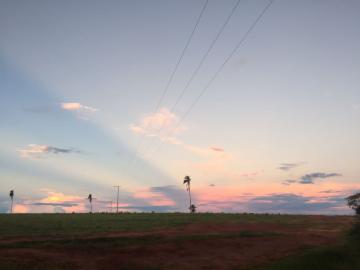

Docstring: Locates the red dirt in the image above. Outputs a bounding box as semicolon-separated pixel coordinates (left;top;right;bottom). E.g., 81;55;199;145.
0;217;353;269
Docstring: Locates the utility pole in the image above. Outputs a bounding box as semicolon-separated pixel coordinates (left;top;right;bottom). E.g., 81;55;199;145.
113;186;120;213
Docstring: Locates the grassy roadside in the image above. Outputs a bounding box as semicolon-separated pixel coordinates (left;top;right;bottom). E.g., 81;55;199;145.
258;221;360;270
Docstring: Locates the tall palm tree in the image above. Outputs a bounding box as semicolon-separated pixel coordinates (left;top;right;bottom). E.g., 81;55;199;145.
9;190;14;214
87;194;93;213
183;176;193;212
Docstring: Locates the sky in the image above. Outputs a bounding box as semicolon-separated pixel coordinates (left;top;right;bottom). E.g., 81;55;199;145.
0;0;359;214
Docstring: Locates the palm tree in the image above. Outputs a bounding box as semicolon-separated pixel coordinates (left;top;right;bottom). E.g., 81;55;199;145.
183;176;195;213
9;190;14;214
88;194;93;213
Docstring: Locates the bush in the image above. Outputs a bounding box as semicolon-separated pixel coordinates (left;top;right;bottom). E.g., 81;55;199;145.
349;219;360;242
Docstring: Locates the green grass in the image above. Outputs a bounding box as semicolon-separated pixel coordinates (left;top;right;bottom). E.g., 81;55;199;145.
0;213;349;237
258;222;360;270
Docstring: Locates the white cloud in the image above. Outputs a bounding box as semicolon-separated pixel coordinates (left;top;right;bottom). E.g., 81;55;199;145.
129;108;185;139
18;144;48;158
61;102;98;112
129;124;145;135
129;108;234;165
61;102;99;120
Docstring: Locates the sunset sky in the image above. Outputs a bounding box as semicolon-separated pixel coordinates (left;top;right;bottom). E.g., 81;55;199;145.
1;0;359;214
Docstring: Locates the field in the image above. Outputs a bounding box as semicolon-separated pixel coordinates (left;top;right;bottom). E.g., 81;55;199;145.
0;213;358;270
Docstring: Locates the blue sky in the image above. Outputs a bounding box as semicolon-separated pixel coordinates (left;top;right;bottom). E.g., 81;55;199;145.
0;0;359;214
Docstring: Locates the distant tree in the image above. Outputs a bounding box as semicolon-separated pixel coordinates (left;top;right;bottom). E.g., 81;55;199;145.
346;193;360;215
183;176;196;213
88;194;93;213
9;190;14;214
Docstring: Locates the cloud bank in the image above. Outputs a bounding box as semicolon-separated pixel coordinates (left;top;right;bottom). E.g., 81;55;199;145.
0;186;356;215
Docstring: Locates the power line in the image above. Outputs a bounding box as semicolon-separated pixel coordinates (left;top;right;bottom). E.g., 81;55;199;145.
135;0;242;163
145;0;275;158
128;0;209;168
176;0;275;127
170;0;241;113
153;0;209;114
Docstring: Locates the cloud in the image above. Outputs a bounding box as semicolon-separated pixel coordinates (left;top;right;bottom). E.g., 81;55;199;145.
13;204;29;213
129;107;185;139
195;193;351;214
299;173;342;184
119;205;178;212
61;102;99;120
282;179;297;185
319;189;342;194
1;186;358;214
129;124;145;135
246;193;347;214
129;108;232;164
198;190;355;214
31;202;79;207
0;190;88;213
150;185;189;207
131;185;191;212
134;187;176;207
282;172;342;185
210;146;224;152
18;144;81;159
61;102;98;112
278;162;305;171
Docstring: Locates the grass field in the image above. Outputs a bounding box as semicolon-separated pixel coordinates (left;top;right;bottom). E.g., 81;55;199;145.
0;213;358;269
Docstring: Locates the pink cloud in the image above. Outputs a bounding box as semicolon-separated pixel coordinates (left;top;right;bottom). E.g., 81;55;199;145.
5;182;360;214
18;144;50;158
129;124;145;135
61;102;98;112
210;146;224;152
13;204;29;213
133;189;176;206
9;189;88;213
